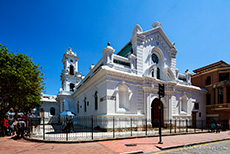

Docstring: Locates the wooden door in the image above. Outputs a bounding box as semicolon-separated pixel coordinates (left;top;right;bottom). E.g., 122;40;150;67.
151;99;164;127
192;112;197;128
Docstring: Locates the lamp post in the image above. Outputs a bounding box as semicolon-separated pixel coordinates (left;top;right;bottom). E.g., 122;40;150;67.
158;83;165;144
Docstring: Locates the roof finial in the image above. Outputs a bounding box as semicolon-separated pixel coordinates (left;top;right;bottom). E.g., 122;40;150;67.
152;21;161;28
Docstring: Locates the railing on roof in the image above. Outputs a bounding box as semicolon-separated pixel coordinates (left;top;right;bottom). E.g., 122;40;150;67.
112;54;138;74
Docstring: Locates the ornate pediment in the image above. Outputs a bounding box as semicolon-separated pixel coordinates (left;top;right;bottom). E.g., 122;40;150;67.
143;30;176;57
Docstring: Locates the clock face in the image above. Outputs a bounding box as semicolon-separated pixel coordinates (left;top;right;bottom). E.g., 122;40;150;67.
152;54;158;64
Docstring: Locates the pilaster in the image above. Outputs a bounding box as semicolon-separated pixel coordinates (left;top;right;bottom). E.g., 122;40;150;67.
131;34;145;75
223;85;227;104
215;88;218;104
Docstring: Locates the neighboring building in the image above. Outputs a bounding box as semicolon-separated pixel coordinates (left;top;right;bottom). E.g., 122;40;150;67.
192;60;230;127
54;21;206;128
40;94;59;120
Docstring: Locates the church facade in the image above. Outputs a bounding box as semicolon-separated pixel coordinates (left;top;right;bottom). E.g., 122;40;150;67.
50;22;206;127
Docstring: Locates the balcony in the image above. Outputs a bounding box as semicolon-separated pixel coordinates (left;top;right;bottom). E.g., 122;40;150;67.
210;103;230;111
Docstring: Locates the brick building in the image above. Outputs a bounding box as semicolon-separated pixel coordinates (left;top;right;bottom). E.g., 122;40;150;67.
192;60;230;128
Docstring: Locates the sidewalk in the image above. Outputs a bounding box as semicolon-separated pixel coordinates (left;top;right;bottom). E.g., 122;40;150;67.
0;131;229;154
99;131;230;153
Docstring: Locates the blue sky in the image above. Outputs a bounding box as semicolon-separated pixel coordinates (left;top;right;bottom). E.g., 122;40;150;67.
1;0;230;95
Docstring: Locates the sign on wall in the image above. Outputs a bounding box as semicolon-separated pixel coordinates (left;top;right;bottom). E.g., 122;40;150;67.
100;96;116;102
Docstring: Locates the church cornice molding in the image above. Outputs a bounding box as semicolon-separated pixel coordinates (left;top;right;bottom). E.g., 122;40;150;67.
174;84;207;95
105;69;143;83
61;73;82;80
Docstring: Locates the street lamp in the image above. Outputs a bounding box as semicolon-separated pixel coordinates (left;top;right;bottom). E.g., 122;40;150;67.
158;83;165;144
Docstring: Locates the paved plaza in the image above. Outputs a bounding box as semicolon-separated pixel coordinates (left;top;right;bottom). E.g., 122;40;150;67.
0;131;229;154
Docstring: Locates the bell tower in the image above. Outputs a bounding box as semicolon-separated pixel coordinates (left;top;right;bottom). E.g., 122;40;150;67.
60;47;82;92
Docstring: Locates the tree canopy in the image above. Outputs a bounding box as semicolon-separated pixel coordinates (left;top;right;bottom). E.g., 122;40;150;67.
0;44;45;118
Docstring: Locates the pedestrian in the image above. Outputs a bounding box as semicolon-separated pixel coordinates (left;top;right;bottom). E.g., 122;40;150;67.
9;119;14;136
66;117;73;133
61;118;67;133
210;122;215;133
13;119;18;137
216;122;221;133
17;120;26;138
1;117;8;137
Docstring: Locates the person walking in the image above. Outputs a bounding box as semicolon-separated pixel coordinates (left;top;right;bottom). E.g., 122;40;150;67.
17;120;26;138
8;119;14;136
1;117;8;136
216;122;221;133
13;119;18;137
211;122;216;133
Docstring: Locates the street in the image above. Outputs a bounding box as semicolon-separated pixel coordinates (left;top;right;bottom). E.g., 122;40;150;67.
155;140;230;154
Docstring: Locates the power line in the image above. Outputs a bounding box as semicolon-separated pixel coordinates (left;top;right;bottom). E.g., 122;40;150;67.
158;0;182;21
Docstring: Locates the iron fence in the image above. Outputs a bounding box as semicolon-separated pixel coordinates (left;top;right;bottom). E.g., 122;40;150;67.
26;116;229;141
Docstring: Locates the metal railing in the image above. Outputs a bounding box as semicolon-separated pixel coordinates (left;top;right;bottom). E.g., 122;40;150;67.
26;116;229;141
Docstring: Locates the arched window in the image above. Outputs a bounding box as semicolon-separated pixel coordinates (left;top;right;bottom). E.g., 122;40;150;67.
94;91;98;110
119;84;129;110
50;107;55;115
157;67;160;79
77;101;79;113
70;83;75;91
152;69;154;77
84;97;87;112
70;65;74;75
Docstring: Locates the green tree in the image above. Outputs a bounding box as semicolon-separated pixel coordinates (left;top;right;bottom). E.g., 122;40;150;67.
0;44;45;118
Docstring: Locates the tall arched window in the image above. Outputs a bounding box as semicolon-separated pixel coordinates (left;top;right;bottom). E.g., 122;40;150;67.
84;97;87;112
70;83;75;91
50;107;55;115
157;67;160;79
94;91;98;110
152;69;154;77
70;65;74;75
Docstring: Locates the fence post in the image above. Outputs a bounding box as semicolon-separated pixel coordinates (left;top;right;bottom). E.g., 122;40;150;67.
145;118;147;136
186;119;188;133
194;120;196;133
202;120;203;132
113;117;115;138
66;117;68;141
43;118;45;140
91;115;94;140
179;119;181;133
170;119;172;134
131;118;132;136
174;119;177;133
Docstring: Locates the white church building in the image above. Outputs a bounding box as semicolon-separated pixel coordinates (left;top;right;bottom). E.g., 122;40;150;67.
41;22;207;127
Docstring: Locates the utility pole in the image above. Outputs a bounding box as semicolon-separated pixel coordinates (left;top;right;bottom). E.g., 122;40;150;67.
158;83;164;144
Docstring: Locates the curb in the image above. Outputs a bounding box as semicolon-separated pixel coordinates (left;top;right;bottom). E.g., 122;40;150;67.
123;150;143;154
155;138;230;151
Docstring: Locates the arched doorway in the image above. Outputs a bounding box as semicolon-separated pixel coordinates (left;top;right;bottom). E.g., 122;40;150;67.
151;98;164;127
